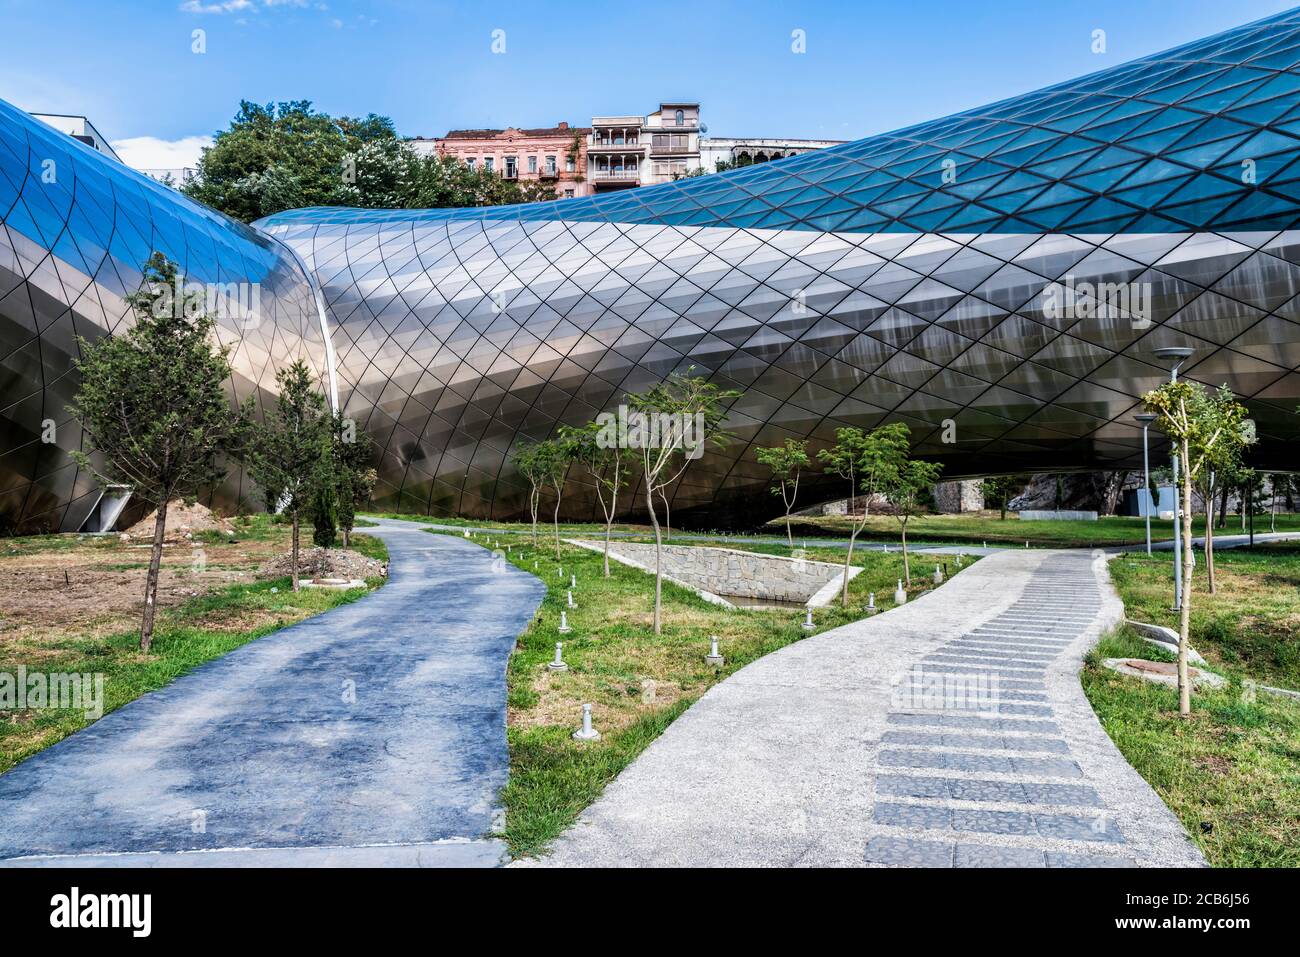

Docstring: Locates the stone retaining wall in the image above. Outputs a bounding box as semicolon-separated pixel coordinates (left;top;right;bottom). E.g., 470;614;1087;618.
569;540;857;606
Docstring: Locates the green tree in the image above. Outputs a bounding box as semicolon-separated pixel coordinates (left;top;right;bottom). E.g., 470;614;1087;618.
559;422;626;577
1143;381;1250;716
883;456;945;587
249;360;331;592
756;439;811;546
979;475;1026;520
512;441;546;546
1195;402;1255;593
532;438;573;561
68;253;248;652
329;412;376;549
626;371;741;635
184;100;557;222
817;423;910;606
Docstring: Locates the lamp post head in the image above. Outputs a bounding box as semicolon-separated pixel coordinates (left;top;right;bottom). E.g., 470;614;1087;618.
1134;413;1158;425
1151;345;1194;381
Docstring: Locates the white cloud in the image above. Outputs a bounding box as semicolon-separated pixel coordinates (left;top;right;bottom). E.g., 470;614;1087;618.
179;0;306;13
111;135;213;171
179;0;254;12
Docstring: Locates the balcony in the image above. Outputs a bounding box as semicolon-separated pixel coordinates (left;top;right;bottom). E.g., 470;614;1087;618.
588;140;642;152
538;167;560;179
591;169;640;182
649;138;696;156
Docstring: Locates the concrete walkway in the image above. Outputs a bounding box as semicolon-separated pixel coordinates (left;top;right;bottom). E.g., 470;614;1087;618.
0;518;543;867
531;549;1205;868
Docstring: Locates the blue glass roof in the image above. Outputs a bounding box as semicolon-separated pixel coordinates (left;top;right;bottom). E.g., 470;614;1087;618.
263;7;1300;235
0;97;296;289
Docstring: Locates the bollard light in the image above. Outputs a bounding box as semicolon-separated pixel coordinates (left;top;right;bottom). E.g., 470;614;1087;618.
567;590;576;609
570;573;577;590
572;703;601;742
894;579;907;605
802;607;815;631
706;636;724;666
559;610;572;633
933;564;943;584
548;642;568;672
868;592;876;611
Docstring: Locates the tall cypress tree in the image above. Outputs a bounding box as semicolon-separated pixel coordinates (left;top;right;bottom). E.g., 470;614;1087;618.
249;360;330;591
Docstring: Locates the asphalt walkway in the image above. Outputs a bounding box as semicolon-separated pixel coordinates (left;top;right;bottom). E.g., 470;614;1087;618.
0;519;543;867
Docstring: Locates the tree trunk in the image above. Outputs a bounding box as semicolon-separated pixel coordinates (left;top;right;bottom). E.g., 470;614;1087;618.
291;510;301;592
139;498;170;653
552;485;562;561
342;527;351;549
1217;484;1230;529
1178;440;1194;717
647;482;662;635
603;515;613;577
1205;498;1216;594
1200;475;1216;594
901;521;911;586
842;528;856;607
780;481;790;548
661;486;671;540
530;486;539;546
999;495;1007;521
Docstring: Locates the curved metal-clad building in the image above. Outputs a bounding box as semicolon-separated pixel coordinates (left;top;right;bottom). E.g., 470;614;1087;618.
259;10;1300;525
0;98;335;534
4;11;1300;532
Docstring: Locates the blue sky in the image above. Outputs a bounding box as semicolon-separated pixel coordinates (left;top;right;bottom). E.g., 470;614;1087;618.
1;0;1296;168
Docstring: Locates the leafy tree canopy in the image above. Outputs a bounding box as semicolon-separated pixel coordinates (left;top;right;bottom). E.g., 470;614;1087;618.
184;100;557;222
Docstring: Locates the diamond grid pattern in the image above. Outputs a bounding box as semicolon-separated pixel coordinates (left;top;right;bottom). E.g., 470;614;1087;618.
260;11;1300;524
3;11;1300;530
0;98;330;533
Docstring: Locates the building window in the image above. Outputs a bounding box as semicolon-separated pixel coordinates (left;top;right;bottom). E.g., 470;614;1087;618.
566;156;575;173
465;157;476;170
484;157;494;173
545;154;557;174
564;188;574;198
527;155;537;173
505;155;517;177
675;109;684;126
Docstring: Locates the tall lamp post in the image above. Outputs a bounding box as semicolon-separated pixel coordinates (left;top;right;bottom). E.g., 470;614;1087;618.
1134;412;1158;556
1152;345;1194;611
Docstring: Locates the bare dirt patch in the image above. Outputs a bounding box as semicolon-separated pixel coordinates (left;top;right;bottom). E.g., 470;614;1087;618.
257;547;386;582
123;499;236;542
0;528;288;647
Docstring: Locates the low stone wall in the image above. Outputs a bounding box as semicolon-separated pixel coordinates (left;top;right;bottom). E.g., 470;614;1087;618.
567;540;858;607
1019;509;1099;521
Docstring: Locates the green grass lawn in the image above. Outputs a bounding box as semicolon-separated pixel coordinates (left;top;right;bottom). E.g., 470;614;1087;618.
1085;542;1300;867
0;519;386;774
788;511;1300;549
417;518;978;857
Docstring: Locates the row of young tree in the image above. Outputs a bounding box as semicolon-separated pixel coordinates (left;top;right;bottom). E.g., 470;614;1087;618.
511;372;738;636
757;425;941;605
69;254;374;652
